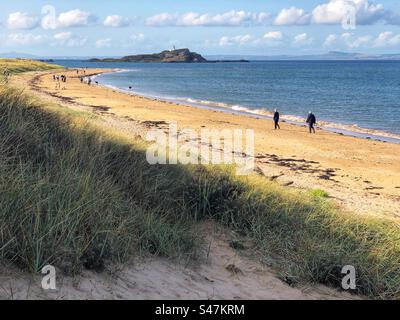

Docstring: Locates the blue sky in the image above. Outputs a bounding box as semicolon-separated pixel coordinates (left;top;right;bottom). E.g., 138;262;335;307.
1;0;400;56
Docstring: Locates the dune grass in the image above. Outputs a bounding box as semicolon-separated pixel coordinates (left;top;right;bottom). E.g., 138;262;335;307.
0;58;61;75
1;84;400;299
0;86;198;274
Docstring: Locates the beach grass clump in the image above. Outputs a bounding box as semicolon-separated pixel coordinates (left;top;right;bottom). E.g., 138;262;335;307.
1;84;400;298
309;188;329;198
0;86;198;274
0;58;61;75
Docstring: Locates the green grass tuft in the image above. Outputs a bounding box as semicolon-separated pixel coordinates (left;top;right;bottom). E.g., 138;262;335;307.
309;188;330;199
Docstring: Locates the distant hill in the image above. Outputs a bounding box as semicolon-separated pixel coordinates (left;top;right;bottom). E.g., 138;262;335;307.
207;51;400;61
275;51;400;61
89;49;208;63
88;48;249;63
0;52;40;59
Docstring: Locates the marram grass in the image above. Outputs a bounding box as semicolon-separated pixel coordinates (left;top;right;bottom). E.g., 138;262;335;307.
1;85;400;299
0;58;61;75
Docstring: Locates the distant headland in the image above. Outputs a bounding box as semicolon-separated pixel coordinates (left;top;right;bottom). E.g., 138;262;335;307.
87;48;249;63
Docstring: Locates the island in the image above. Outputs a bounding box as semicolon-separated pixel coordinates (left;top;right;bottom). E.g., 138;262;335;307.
88;48;249;63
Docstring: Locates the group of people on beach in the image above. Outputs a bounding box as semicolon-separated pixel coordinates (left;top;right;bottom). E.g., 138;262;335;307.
80;77;99;86
53;74;67;82
51;67;97;89
52;74;67;89
77;68;87;76
273;109;317;134
80;77;92;85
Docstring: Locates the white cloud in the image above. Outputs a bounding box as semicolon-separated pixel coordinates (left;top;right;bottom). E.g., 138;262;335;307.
263;31;283;40
340;32;371;49
273;1;392;26
255;12;270;24
374;31;392;47
7;33;44;45
103;15;131;27
219;37;230;46
54;32;72;41
58;9;94;27
373;31;400;47
53;32;87;47
146;10;269;27
324;34;338;47
349;35;371;48
96;38;112;48
219;34;253;46
341;32;353;41
41;9;96;30
293;33;314;46
130;33;145;42
329;31;400;49
312;0;385;25
146;13;175;27
274;7;310;25
7;12;39;30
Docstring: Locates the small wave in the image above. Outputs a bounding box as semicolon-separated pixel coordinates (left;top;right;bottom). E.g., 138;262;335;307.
111;68;140;73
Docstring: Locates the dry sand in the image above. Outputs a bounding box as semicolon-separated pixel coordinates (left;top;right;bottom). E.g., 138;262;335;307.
0;223;355;300
6;67;399;300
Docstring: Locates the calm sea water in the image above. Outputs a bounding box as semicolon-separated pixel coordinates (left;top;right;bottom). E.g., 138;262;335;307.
53;60;400;136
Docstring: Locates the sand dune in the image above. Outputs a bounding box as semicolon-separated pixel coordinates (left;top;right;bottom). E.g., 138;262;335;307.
0;224;355;300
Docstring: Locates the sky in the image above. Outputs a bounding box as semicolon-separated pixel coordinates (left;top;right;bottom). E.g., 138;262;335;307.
1;0;400;56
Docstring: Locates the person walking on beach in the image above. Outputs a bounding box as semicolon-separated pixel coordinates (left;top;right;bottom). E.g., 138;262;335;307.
273;109;280;130
56;76;61;90
306;111;316;134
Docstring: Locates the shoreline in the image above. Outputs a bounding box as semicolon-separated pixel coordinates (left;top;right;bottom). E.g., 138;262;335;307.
93;69;400;145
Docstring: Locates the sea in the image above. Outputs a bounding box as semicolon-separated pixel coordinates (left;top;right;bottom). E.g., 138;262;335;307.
52;60;400;143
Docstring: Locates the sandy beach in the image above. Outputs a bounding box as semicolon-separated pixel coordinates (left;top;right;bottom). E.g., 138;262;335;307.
13;68;400;218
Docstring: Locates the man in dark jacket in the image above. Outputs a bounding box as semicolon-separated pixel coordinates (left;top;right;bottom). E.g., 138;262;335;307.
273;109;280;130
306;111;316;133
